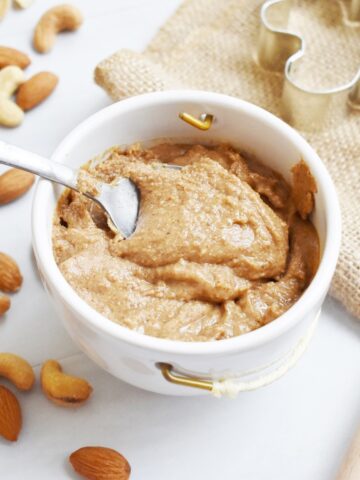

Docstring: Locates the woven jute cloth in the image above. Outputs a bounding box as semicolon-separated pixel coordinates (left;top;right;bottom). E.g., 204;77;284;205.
95;0;360;319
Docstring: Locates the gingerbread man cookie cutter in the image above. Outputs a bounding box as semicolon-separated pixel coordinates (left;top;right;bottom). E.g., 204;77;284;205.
256;0;360;130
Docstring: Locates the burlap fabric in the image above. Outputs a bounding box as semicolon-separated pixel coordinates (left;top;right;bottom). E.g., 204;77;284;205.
95;0;360;319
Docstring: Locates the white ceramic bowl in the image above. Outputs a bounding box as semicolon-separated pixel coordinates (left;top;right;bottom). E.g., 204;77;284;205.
32;91;341;396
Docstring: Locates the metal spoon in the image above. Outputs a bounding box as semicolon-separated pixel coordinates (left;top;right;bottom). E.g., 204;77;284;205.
0;141;140;237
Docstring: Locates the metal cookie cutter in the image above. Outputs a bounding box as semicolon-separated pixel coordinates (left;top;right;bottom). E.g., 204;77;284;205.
256;0;360;130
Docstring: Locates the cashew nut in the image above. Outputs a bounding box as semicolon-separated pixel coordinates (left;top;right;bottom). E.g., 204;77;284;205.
41;359;93;407
33;4;84;53
13;0;34;9
0;353;35;391
0;46;31;70
0;66;25;127
0;65;25;97
0;98;24;127
0;0;10;20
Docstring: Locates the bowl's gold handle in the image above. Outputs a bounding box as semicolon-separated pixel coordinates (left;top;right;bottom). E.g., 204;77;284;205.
158;363;213;392
179;112;214;131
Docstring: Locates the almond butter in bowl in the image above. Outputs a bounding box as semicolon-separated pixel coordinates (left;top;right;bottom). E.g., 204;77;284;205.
52;142;320;342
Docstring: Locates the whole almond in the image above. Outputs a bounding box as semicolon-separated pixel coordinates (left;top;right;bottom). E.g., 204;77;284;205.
69;446;131;480
0;385;22;441
0;295;10;315
16;71;58;111
0;46;31;69
0;252;22;293
0;168;35;204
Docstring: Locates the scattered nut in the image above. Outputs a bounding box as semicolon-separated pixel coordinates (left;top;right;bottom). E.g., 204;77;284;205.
0;65;25;97
13;0;34;9
69;446;131;480
0;97;24;127
0;353;35;390
41;359;93;407
0;0;10;20
0;66;25;127
33;4;83;53
0;295;10;316
0;46;31;69
0;385;22;441
0;252;23;293
0;168;35;204
16;71;58;111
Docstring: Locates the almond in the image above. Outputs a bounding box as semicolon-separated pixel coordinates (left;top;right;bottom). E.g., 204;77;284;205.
0;385;22;441
0;252;22;293
0;168;35;205
16;72;58;111
0;46;31;69
69;446;131;480
0;295;10;315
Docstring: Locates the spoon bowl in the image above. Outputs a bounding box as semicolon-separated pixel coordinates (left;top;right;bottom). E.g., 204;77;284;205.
0;140;140;237
96;177;140;237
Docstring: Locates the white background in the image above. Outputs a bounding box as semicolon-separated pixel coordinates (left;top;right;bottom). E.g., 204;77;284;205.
1;1;360;479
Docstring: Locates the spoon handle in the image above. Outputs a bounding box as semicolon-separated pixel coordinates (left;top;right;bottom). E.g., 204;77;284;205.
0;140;79;191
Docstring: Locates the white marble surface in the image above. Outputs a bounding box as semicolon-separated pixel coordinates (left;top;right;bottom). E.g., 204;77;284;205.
0;1;359;479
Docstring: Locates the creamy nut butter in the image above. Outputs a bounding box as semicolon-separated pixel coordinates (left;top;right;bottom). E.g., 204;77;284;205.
53;143;319;341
